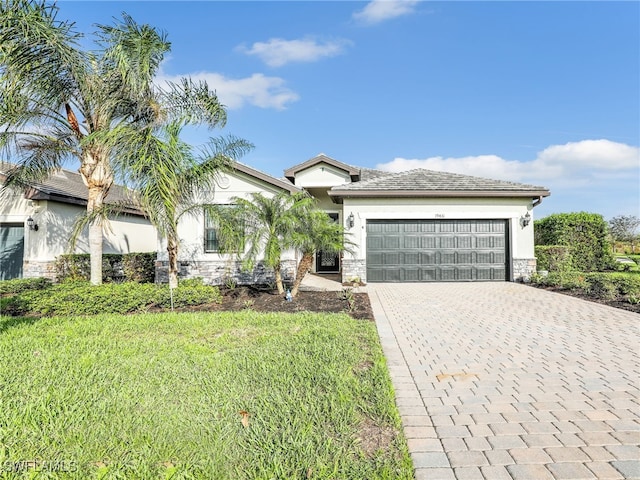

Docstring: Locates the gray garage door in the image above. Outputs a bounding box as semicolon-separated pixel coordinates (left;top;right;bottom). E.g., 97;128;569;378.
366;219;508;282
0;224;24;280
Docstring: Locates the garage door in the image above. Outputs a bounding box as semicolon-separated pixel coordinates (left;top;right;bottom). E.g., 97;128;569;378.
0;224;24;280
366;219;508;282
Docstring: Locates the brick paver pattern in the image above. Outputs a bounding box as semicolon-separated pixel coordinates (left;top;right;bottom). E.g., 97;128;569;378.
369;283;639;480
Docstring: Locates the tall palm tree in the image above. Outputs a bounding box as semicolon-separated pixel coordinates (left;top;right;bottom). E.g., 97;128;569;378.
214;191;314;294
127;122;252;288
0;0;226;284
289;210;350;297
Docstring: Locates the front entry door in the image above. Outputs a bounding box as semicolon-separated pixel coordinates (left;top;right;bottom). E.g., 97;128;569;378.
315;213;340;273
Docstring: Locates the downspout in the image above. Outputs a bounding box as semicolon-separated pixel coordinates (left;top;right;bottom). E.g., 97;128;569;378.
532;196;543;208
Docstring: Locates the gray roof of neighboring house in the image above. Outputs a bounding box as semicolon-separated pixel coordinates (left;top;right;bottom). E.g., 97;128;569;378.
329;168;550;199
0;161;143;213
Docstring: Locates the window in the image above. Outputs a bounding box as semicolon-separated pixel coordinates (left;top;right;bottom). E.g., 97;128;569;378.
204;205;242;253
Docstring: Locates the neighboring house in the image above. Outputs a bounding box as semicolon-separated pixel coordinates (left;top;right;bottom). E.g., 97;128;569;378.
167;153;550;285
0;162;156;280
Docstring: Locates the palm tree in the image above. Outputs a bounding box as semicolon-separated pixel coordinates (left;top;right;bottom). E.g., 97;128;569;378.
213;191;314;294
0;0;226;284
289;210;350;297
127;122;252;288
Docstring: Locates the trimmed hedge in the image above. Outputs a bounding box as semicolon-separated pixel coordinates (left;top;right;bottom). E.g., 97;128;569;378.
535;245;573;272
55;252;156;283
535;212;614;272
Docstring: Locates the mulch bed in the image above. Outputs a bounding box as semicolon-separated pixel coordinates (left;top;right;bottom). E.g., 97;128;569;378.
175;285;375;320
531;285;640;314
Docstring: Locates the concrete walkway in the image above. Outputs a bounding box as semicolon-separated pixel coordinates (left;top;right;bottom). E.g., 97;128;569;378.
369;283;639;480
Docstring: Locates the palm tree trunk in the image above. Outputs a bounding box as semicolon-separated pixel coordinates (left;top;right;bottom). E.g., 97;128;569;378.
274;263;285;294
80;152;113;286
167;237;179;289
291;252;314;297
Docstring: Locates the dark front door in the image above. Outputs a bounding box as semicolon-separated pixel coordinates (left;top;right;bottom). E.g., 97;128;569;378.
316;213;340;273
0;224;25;280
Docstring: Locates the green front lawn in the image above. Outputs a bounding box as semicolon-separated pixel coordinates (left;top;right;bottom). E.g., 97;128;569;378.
0;311;412;479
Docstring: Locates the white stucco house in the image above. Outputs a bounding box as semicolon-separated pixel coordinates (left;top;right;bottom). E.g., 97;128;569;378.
161;153;550;285
0;162;156;280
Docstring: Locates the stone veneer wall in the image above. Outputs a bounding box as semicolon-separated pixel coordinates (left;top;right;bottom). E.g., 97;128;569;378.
22;260;57;280
155;259;297;286
342;259;367;284
512;258;537;282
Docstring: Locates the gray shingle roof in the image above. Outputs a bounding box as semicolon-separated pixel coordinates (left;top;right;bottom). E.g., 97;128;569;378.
0;161;141;212
330;168;550;197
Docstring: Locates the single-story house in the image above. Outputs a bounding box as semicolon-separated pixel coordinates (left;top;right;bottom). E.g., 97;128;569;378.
0;162;156;280
164;153;550;285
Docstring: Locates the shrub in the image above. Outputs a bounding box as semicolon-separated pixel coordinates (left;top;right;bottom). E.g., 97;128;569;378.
534;271;586;290
55;252;156;283
535;212;614;272
535;245;573;272
122;252;157;283
585;273;618;301
0;277;52;295
8;281;221;317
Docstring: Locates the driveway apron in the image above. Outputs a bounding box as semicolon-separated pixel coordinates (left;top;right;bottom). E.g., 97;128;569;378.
369;283;639;480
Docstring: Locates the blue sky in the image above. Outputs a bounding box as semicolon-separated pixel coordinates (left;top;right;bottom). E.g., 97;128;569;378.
59;1;639;221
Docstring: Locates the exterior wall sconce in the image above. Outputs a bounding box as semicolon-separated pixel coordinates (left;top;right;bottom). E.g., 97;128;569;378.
521;212;531;227
347;212;355;229
27;216;39;231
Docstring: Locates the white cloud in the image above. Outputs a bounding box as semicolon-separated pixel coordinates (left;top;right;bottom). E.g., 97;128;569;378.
353;0;420;25
536;139;639;170
376;139;639;188
157;72;299;111
238;37;351;68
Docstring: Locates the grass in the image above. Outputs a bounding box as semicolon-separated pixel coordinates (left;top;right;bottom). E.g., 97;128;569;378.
0;311;412;479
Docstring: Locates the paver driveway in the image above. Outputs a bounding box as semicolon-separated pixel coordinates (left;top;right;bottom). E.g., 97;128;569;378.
369;283;639;480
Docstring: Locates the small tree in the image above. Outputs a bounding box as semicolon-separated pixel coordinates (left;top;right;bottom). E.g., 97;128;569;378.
126;122;252;288
213;191;314;294
289;209;351;297
609;215;640;253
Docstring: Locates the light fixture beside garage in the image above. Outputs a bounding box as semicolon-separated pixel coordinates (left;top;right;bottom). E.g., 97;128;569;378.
347;212;355;229
27;216;38;231
521;212;531;227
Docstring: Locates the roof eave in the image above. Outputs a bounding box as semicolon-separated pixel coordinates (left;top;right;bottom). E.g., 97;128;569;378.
234;163;300;193
284;154;360;182
328;189;551;199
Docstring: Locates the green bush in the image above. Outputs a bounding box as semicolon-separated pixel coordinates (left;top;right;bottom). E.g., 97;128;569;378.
55;252;156;283
122;252;157;283
585;273;618;301
7;281;222;317
535;212;614;272
0;277;52;295
533;271;586;290
535;245;573;272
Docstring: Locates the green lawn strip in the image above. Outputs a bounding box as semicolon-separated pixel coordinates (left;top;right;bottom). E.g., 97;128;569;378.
0;312;412;479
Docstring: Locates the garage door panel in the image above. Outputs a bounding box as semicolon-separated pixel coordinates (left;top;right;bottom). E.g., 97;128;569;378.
384;236;400;249
421;237;437;249
457;266;473;280
403;236;420;249
457;236;472;248
367;219;508;283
